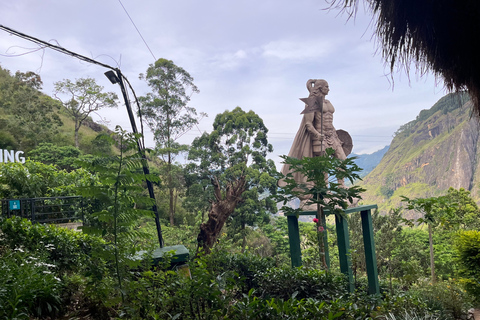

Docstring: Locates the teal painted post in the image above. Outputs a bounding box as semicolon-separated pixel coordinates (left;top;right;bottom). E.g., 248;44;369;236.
287;215;302;267
361;209;380;295
335;214;354;292
320;211;330;269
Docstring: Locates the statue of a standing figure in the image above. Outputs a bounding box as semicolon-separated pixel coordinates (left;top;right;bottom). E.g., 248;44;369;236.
279;79;353;199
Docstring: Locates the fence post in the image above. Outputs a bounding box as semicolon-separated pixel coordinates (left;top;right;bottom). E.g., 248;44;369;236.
361;209;380;295
287;215;302;267
335;213;354;292
30;199;35;222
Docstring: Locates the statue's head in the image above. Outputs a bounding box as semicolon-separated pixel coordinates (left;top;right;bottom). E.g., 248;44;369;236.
306;79;328;96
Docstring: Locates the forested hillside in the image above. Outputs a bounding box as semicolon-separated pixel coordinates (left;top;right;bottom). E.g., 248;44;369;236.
0;65;114;155
358;92;478;214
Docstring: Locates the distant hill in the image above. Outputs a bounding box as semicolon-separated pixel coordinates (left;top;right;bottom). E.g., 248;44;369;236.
0;64;114;156
358;92;477;216
350;145;389;178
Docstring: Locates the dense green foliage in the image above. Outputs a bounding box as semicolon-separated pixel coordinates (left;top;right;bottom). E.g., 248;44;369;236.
0;67;63;150
0;65;117;155
0;217;109;318
0;160;94;198
276;148;365;217
78;127;160;300
455;230;480;303
1;219;468;319
187;107;278;253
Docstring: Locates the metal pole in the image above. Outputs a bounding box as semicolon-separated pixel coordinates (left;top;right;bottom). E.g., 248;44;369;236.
115;69;164;248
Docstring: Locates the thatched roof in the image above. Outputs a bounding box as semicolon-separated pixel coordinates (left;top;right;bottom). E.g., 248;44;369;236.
331;0;480;116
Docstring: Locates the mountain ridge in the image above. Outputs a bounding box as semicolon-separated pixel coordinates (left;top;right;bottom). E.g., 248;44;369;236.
350;145;389;178
358;92;479;214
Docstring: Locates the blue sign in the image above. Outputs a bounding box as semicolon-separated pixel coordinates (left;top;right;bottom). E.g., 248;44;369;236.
9;200;20;210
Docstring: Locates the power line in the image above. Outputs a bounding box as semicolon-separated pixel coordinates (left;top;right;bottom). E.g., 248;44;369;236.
117;0;157;61
0;24;115;71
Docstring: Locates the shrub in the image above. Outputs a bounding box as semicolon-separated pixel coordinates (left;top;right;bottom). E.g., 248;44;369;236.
204;250;276;294
229;290;348;320
0;248;62;319
122;259;231;319
407;280;470;320
253;266;349;301
0;216;107;276
455;230;480;304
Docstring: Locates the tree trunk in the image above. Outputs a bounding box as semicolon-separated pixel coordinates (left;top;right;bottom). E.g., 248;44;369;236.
428;223;436;282
241;221;247;253
167;151;174;226
169;187;175;226
74;121;80;148
197;176;246;254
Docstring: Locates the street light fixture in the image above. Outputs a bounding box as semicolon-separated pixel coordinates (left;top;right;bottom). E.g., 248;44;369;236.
104;70;120;84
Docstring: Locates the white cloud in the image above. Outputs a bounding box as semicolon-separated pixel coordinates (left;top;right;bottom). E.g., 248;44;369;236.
209;49;249;70
262;39;333;61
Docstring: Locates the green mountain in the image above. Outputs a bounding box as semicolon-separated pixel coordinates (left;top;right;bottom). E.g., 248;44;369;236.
358;92;477;216
350;145;389;178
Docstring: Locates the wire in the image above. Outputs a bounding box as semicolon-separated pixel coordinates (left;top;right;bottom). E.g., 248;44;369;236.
0;24;116;71
117;0;157;61
121;73;146;148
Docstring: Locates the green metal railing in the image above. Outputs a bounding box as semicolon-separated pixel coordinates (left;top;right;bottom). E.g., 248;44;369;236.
286;204;379;295
1;196;84;224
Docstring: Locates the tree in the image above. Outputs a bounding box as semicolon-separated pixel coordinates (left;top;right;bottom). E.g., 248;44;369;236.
54;77;118;148
275;149;365;269
348;208;404;292
330;0;480;116
444;187;480;230
401;195;456;282
455;230;480;303
187;107;278;254
29;143;82;171
227;187;275;252
139;58;205;226
78;126;159;301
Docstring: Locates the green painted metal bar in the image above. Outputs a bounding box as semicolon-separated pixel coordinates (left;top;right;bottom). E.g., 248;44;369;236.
286;204;379;295
288;204;378;216
287;215;302;267
320;211;330;269
335;213;354;292
361;209;380;295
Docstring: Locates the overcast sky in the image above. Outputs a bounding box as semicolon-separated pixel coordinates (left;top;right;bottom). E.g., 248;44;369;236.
0;0;447;169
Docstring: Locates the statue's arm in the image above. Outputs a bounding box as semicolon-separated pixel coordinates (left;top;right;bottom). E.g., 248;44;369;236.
304;113;322;141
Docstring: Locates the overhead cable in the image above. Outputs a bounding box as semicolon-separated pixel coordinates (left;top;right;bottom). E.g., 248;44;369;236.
0;24;116;71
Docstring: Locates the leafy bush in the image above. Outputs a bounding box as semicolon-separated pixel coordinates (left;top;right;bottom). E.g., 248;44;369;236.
455;230;480;304
0;248;63;319
122;257;232;319
407;280;471;320
0;216;107;276
229;290;347;320
0;160;93;198
204;250;276;294
253;267;349;301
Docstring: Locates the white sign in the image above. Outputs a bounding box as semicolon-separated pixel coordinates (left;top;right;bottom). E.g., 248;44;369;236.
0;149;25;163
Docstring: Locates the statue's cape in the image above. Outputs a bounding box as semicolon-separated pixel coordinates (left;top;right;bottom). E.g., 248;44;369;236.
278;115;313;188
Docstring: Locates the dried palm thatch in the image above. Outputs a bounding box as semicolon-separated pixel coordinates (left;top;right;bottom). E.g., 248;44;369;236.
330;0;480;116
